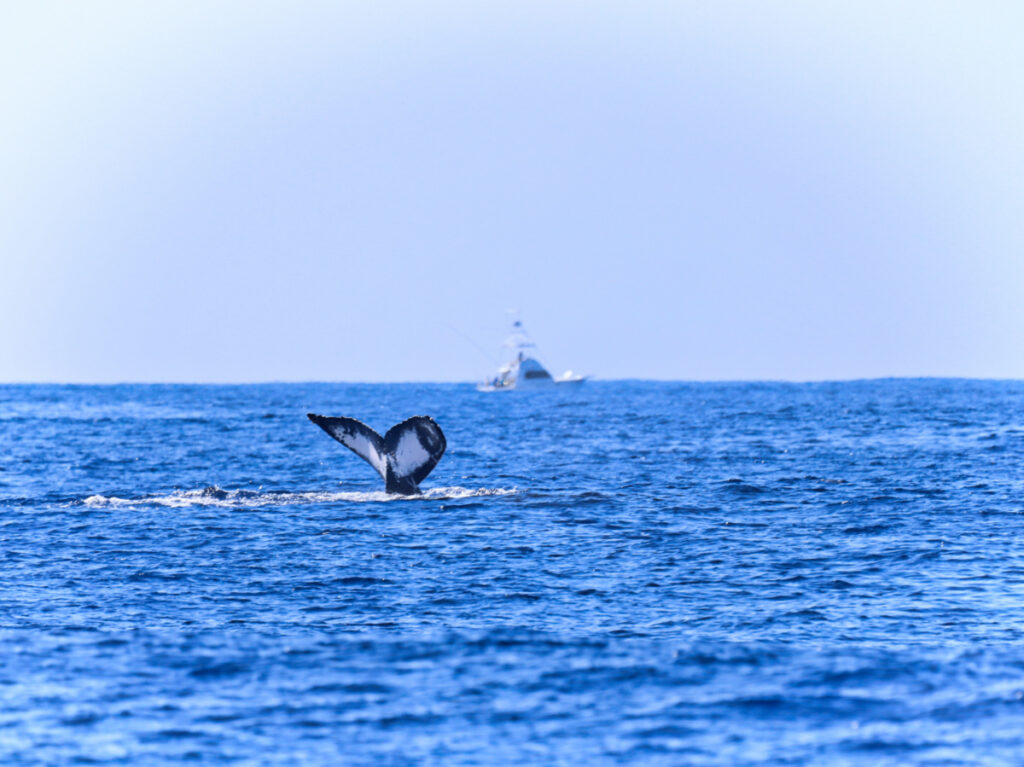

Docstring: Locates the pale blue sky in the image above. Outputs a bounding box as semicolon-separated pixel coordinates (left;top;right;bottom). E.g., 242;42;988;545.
2;1;1022;382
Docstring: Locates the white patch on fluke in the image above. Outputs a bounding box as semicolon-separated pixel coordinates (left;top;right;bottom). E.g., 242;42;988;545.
390;430;432;478
337;429;387;479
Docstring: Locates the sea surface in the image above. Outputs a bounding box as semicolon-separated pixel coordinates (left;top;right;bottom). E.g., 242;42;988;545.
1;380;1023;765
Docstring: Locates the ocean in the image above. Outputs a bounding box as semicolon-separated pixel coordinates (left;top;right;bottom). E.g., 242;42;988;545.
1;379;1023;765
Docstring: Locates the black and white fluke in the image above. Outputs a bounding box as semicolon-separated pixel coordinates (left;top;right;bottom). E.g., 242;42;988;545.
307;414;446;495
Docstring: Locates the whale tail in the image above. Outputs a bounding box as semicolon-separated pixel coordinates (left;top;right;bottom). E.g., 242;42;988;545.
307;414;446;495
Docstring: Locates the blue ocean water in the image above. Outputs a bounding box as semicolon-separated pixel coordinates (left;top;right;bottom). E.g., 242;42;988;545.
2;380;1023;765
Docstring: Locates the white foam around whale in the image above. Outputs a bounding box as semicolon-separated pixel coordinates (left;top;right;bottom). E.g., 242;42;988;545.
82;486;517;509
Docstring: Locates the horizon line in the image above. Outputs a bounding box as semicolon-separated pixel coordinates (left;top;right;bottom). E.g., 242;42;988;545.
0;375;1020;386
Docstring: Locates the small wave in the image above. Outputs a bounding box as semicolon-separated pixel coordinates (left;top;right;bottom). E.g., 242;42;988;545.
82;485;517;508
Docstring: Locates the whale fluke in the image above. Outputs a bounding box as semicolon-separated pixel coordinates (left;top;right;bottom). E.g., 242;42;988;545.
307;414;446;495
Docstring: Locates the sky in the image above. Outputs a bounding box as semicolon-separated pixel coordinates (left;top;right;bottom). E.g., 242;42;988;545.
2;1;1023;382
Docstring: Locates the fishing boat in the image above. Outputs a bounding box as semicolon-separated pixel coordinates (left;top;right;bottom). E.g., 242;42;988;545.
477;320;587;391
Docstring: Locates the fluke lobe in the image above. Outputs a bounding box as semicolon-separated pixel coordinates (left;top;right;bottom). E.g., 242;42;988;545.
307;414;446;495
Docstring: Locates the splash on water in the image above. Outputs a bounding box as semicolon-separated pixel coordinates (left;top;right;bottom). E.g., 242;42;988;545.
82;485;518;508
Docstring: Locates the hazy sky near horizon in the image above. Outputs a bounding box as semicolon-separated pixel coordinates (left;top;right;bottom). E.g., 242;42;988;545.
2;1;1023;382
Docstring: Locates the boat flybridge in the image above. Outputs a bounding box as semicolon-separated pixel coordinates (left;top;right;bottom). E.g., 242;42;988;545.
476;320;587;392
